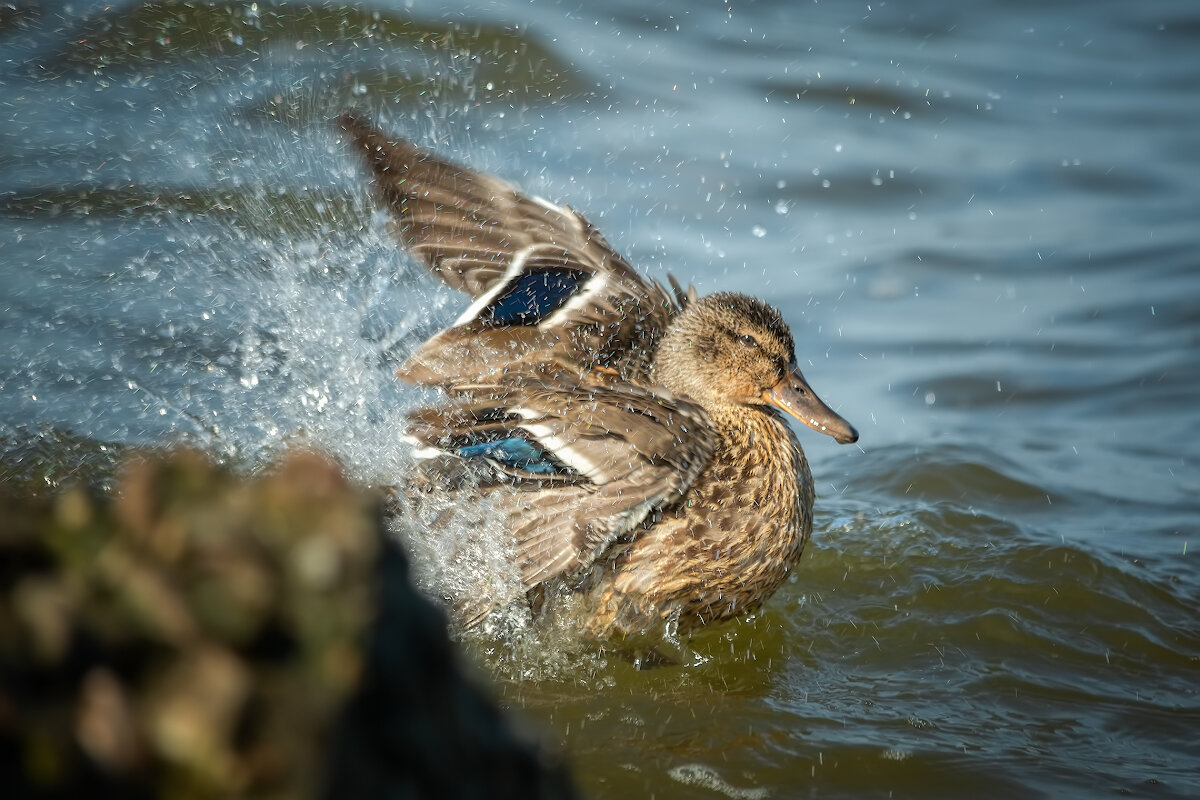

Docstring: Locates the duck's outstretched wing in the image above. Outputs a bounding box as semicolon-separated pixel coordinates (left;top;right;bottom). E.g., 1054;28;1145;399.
405;372;715;596
337;113;681;384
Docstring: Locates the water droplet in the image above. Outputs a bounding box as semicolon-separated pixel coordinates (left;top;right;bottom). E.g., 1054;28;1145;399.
751;225;767;238
774;201;789;215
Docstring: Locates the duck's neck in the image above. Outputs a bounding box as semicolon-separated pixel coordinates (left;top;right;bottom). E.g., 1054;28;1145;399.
696;403;815;553
708;402;812;485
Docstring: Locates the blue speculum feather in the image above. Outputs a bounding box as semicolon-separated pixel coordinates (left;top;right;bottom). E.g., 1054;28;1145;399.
456;437;561;474
479;267;590;326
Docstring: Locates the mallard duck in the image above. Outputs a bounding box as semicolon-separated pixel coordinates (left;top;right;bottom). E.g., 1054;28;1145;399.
337;113;858;644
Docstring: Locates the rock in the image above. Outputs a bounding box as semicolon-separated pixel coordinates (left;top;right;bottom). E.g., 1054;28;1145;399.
0;449;575;800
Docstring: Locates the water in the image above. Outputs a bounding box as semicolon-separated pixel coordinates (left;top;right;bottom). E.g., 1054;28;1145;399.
3;0;1198;797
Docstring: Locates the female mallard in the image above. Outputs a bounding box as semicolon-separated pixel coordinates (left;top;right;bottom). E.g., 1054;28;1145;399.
338;114;858;644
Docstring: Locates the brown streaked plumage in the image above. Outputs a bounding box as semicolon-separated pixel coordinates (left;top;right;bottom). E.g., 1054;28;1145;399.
337;113;858;644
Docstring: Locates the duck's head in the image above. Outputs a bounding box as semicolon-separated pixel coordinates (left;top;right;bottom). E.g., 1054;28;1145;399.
653;292;858;444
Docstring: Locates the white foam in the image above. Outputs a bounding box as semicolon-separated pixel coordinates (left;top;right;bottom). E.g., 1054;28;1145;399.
667;764;770;800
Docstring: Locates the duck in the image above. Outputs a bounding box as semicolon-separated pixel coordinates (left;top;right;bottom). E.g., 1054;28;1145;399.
336;113;859;645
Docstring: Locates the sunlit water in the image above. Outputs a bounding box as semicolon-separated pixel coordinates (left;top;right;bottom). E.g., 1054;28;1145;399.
3;1;1198;797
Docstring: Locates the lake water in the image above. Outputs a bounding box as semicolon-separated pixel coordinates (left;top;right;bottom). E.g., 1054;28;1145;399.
2;0;1198;797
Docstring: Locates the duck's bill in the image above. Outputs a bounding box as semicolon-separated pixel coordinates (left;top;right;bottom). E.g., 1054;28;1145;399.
763;367;859;444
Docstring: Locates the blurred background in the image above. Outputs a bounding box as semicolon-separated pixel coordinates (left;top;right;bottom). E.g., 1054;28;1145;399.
2;0;1198;797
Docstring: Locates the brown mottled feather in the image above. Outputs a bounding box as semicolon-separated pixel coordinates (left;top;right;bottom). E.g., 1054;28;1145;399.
406;370;715;592
337;115;858;643
338;113;677;384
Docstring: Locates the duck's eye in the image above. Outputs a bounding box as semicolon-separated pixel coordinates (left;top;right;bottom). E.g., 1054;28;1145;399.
738;333;759;349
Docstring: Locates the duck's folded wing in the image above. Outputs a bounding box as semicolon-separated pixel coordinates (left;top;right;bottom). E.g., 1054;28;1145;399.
406;377;715;591
337;113;678;383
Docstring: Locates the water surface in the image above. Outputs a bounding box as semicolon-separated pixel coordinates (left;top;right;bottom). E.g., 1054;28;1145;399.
2;1;1198;797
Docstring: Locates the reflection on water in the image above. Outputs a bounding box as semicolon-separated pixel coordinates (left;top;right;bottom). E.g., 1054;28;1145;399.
3;0;1198;797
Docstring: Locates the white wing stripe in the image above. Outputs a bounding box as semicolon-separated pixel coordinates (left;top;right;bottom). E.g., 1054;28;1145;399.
400;433;447;461
540;270;610;330
519;422;602;479
451;245;536;327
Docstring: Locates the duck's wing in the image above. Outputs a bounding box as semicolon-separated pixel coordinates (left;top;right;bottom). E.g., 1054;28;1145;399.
405;372;715;596
337;113;681;384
